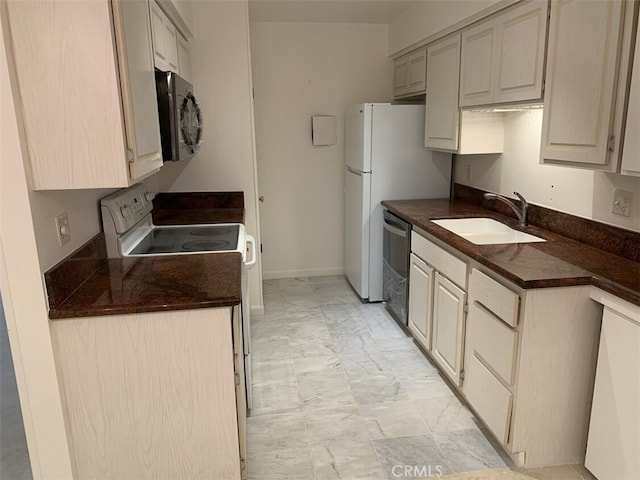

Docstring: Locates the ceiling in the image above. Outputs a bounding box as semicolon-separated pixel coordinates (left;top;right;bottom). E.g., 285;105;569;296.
248;0;423;24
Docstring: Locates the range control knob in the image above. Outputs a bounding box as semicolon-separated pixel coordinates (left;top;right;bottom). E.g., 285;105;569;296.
120;205;132;218
144;191;155;203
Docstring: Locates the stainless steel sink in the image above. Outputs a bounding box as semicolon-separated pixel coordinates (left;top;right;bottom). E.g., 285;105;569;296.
432;218;546;245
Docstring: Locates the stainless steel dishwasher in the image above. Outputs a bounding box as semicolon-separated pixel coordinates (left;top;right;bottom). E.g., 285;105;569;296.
382;209;411;325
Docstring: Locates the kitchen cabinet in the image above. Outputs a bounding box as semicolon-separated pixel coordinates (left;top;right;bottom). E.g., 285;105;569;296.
408;227;601;467
459;0;548;107
6;0;163;189
177;32;192;81
585;290;640;480
408;253;435;350
540;0;636;170
459;21;496;106
393;47;427;98
425;35;461;151
51;307;243;479
425;34;505;154
150;1;179;73
431;272;467;386
621;19;640;176
409;231;468;386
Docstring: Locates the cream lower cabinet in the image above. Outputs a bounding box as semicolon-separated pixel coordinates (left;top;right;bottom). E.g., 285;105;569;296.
51;307;243;479
432;272;467;386
408;229;602;468
462;268;601;468
6;0;163;189
408;253;435;350
409;231;468;386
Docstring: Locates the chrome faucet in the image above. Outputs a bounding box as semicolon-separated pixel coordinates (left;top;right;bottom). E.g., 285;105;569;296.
484;191;529;227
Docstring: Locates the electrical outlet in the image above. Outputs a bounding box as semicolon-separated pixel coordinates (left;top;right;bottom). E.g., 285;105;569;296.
466;164;472;182
612;189;633;217
55;212;71;246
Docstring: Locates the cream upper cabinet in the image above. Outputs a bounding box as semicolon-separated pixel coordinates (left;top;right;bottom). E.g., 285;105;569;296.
425;35;461;151
393;47;427;99
150;1;179;73
6;0;162;189
460;21;496;106
112;0;164;181
177;32;192;82
540;0;630;168
460;0;548;107
620;18;640;176
393;54;410;98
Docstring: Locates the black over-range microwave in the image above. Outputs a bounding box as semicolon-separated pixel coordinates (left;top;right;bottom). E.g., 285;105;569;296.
155;70;203;162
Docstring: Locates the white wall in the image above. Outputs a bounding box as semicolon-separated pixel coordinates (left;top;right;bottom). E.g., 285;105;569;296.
454;110;640;232
249;21;391;279
388;0;502;54
154;0;264;311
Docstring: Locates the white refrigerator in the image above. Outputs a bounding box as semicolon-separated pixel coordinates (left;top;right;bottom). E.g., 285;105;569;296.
344;103;451;302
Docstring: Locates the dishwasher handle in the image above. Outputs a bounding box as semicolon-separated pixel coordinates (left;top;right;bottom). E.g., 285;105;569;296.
383;221;407;238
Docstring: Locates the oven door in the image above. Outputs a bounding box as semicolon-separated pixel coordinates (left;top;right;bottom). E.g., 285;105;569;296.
383;210;411;325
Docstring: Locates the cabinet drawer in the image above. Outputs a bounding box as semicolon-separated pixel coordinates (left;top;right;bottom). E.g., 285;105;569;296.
412;232;467;288
467;303;518;385
469;268;519;326
464;354;513;444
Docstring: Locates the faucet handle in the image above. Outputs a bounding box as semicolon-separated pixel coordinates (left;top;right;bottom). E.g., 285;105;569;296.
513;191;528;207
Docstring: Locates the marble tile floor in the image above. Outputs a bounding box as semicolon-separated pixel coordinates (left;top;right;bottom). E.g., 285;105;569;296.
0;297;33;480
247;276;595;480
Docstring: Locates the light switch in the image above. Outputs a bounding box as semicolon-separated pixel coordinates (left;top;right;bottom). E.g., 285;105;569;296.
311;115;337;146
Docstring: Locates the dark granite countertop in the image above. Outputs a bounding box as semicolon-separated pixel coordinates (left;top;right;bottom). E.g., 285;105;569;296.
382;198;640;306
47;192;246;320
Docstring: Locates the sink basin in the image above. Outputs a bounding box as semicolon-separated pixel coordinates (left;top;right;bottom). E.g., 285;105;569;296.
432;218;546;245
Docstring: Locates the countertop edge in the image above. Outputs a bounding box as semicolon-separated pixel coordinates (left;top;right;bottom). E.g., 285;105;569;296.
383;199;640;306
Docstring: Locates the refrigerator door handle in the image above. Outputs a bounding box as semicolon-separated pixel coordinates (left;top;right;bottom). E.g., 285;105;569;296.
346;166;363;176
383;221;407;238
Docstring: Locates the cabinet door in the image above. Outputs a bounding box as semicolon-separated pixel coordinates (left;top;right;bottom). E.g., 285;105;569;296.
177;32;192;82
621;21;640;176
493;0;548;104
112;0;163;180
431;272;467;386
425;35;461;151
408;254;435;350
6;0;130;189
407;48;427;94
150;1;179;73
150;1;169;71
460;21;495;107
540;0;624;166
393;54;409;98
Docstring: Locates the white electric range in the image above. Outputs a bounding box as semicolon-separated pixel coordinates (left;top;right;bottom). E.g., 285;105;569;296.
100;183;256;409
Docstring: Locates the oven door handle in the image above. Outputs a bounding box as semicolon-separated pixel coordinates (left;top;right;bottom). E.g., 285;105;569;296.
245;235;257;269
383;221;407;238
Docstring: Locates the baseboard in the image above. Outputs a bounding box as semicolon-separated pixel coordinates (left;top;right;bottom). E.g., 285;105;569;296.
262;267;344;280
250;305;265;316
